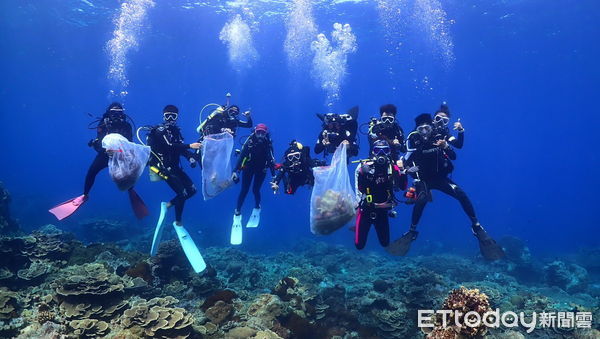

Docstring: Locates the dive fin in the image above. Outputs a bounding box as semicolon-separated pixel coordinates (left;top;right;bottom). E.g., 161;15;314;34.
386;230;418;256
173;222;207;273
150;202;168;256
49;195;87;221
128;188;149;219
472;225;505;260
231;214;243;245
246;208;260;228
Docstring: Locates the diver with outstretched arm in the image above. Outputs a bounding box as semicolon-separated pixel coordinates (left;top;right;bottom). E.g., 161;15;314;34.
230;124;275;244
387;113;504;260
271;140;325;195
199;104;253;137
49;102;148;220
354;140;408;250
146;105;206;273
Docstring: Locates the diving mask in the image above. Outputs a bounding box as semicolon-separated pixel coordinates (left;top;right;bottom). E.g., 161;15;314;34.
373;145;391;157
434;115;449;126
287;151;301;162
164;112;178;122
381;116;395;124
417;124;432;136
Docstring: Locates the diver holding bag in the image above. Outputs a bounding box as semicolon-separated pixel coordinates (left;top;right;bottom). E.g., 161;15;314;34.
310;141;357;235
49;103;149;220
201;132;235;200
101;133;150;191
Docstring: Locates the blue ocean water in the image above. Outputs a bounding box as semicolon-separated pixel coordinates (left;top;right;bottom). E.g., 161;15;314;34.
0;0;598;257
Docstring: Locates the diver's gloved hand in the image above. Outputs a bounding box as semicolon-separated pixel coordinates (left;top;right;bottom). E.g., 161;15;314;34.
242;110;251;117
454;119;464;132
270;182;279;193
434;139;449;149
231;172;239;184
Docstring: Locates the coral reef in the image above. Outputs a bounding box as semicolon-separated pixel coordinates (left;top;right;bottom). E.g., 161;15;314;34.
426;286;491;338
52;263;134;321
120;296;194;338
0;223;597;339
544;261;589;293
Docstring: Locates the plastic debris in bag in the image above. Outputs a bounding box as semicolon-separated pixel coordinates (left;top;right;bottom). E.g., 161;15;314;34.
310;142;357;235
102;133;151;191
201;132;235;200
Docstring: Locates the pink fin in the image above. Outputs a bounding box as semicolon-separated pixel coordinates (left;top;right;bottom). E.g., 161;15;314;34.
49;195;87;220
128;189;149;219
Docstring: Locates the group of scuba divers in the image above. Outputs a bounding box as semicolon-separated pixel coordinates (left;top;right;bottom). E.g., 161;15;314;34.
49;98;504;274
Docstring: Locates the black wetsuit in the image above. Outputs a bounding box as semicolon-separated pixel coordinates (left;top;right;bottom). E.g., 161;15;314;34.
272;146;321;195
235;135;275;211
405;129;476;227
433;125;464;149
355;160;407;250
314;125;359;159
84;113;133;195
147;123;196;222
200;109;253;137
368;119;406;160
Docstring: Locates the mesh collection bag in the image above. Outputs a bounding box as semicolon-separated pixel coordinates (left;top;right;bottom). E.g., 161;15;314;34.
102;133;151;191
201;132;234;200
310;142;357;235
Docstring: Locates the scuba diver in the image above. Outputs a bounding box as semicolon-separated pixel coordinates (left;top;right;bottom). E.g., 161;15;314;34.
387;113;504;260
431;102;464;148
146;105;206;273
354;140;407;250
314;106;359;160
271;140;326;195
49;102;148;220
198;104;253;137
230;123;276;244
368;104;406;160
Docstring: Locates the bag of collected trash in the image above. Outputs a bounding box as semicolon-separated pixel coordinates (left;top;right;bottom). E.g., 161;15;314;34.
102;133;151;191
201;132;234;200
310;142;357;235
